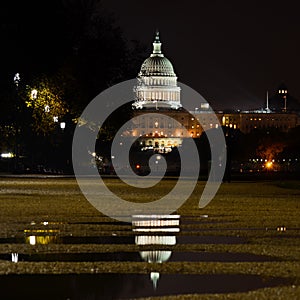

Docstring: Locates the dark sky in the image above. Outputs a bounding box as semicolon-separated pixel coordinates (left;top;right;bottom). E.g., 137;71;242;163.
101;0;300;110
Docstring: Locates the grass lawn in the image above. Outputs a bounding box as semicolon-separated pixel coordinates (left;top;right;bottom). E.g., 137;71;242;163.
0;177;299;299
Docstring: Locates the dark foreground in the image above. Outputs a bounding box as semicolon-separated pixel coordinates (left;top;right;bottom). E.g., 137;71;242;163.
0;177;299;299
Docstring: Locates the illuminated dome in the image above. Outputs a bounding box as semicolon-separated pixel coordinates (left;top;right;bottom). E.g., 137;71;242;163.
139;32;176;77
133;32;181;109
139;56;176;77
140;250;172;263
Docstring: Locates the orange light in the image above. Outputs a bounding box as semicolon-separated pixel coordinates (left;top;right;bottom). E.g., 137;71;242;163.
265;161;273;169
136;164;141;169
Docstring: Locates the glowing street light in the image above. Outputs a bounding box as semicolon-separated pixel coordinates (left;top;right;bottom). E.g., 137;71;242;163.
60;122;66;130
13;73;20;86
265;161;273;169
1;153;14;158
44;105;50;113
31;89;38;100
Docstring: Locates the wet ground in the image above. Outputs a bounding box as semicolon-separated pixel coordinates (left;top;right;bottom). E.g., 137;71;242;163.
0;177;299;299
0;273;289;300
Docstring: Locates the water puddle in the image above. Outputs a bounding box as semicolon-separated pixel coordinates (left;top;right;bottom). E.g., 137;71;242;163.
177;235;246;244
0;234;247;245
0;214;247;245
169;251;278;262
0;213;248;246
0;215;288;298
0;251;278;263
0;235;135;245
0;273;289;299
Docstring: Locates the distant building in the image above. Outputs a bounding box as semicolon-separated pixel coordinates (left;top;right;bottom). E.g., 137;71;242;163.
269;83;300;112
219;111;299;134
131;33;300;151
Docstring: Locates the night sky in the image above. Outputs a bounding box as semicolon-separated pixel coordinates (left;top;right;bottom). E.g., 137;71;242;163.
101;0;300;110
1;0;300;111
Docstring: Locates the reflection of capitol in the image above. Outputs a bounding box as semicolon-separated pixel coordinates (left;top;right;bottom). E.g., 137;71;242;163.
24;221;60;245
132;215;180;289
25;234;59;245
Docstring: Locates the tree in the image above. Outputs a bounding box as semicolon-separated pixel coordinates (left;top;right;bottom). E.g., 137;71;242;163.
256;141;285;162
24;75;69;135
0;1;146;172
0;82;16;153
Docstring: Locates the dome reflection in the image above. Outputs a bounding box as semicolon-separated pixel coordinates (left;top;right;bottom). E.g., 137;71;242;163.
132;214;180;289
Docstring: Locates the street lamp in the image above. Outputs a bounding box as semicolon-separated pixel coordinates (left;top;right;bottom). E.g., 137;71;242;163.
14;73;20;87
44;105;50;113
60;122;66;130
13;73;21;172
31;89;38;100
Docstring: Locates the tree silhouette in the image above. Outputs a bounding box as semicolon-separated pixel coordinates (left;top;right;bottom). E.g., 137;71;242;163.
24;75;69;135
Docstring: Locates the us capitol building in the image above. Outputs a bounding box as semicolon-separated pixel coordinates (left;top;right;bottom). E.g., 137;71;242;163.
129;32;300;152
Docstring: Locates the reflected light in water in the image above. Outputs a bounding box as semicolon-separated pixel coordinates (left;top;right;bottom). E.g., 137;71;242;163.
140;251;172;263
25;235;59;245
132;214;180;290
24;225;60;245
135;235;176;246
11;253;18;263
150;272;160;290
134;228;179;232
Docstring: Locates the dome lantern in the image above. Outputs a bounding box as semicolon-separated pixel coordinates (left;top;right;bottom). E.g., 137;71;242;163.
151;31;163;57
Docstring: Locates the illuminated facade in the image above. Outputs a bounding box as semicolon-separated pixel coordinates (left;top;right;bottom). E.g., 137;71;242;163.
131;33;300;150
132;32;187;151
221;111;299;133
